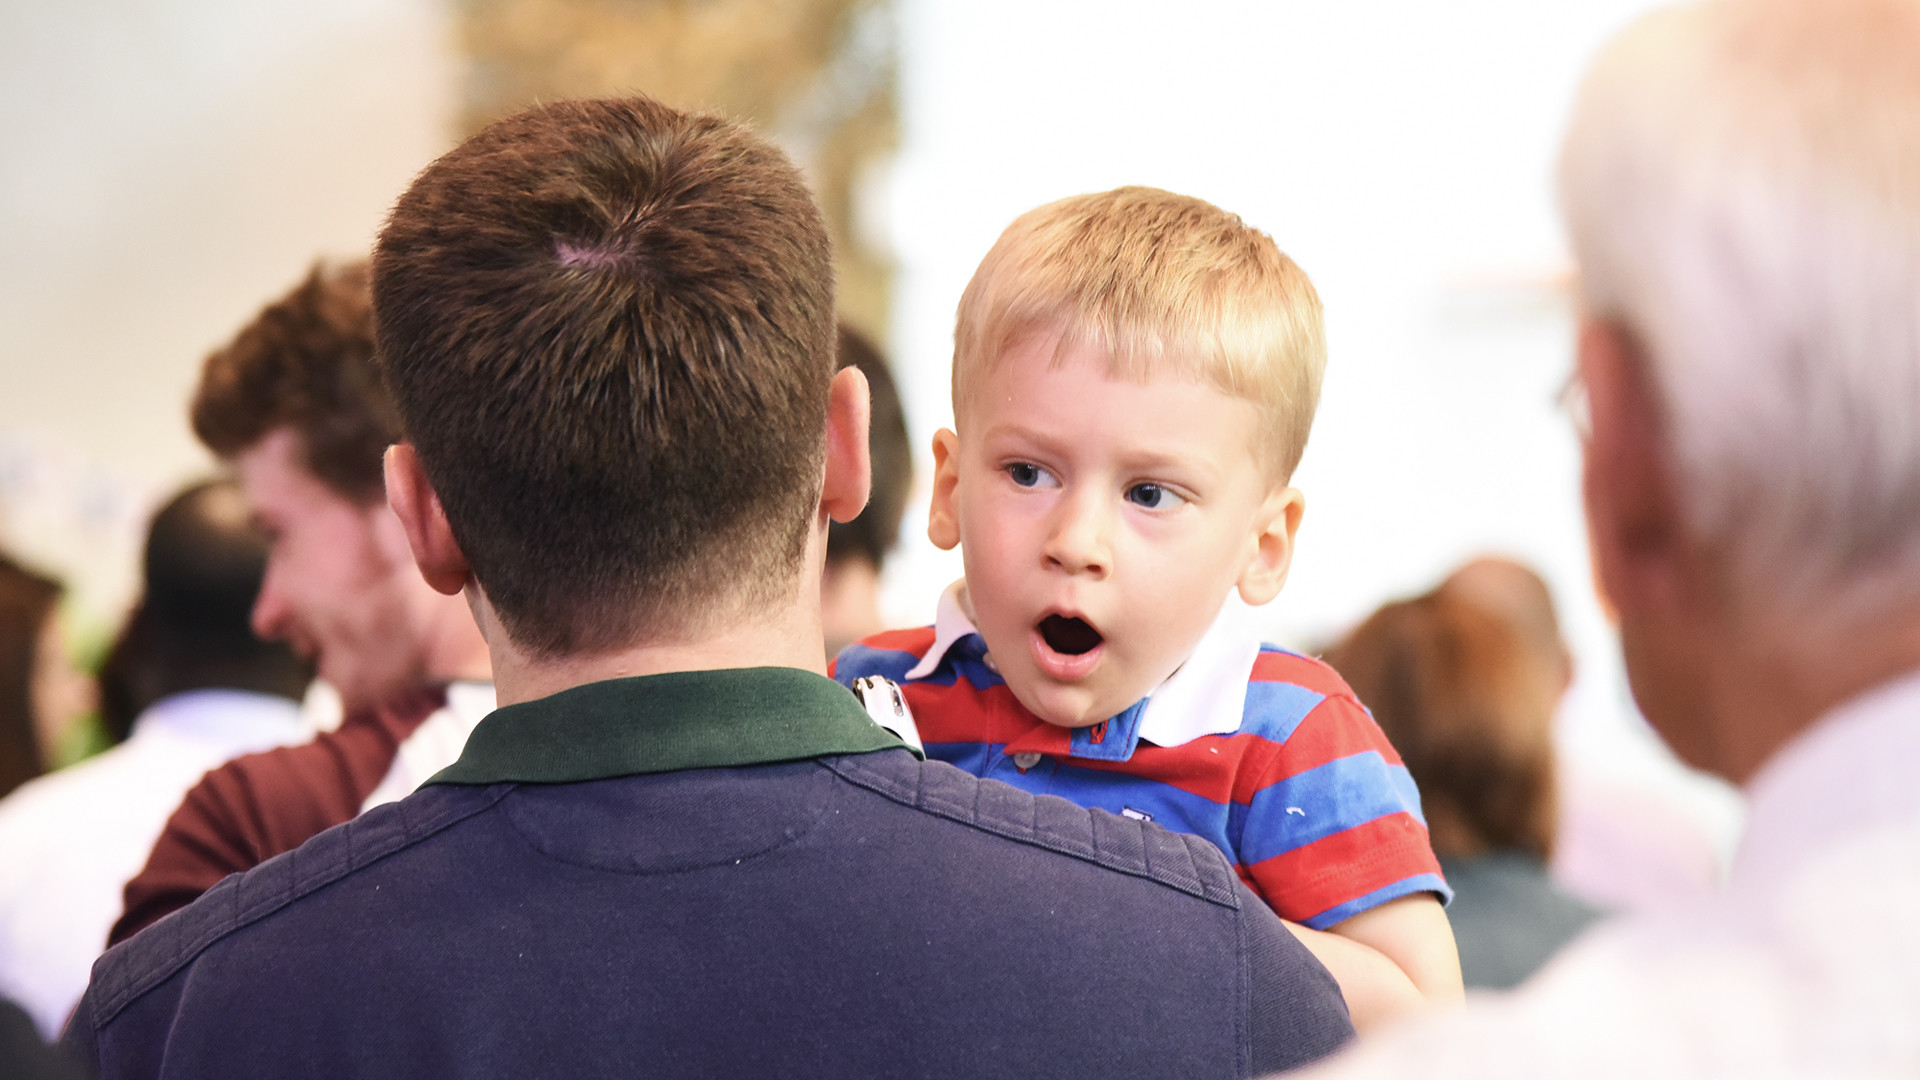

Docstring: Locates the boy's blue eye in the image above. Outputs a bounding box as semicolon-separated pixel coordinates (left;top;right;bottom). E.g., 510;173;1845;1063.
1007;463;1048;487
1126;483;1184;510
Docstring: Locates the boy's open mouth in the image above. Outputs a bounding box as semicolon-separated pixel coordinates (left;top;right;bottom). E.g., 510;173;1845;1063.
1038;614;1104;656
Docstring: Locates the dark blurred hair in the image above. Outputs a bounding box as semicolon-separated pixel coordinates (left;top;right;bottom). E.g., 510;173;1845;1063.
828;324;911;571
373;96;836;656
190;261;397;505
96;480;312;742
0;555;63;798
1324;579;1564;861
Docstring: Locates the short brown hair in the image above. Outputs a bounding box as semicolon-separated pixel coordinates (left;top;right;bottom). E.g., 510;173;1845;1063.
954;187;1325;480
373;97;836;656
1324;582;1563;862
190;261;397;504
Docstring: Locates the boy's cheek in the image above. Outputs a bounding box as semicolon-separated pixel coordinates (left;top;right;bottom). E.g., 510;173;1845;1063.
959;496;1036;556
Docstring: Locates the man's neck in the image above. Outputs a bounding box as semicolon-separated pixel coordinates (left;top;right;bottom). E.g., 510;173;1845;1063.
1702;603;1920;785
419;589;495;686
483;596;830;708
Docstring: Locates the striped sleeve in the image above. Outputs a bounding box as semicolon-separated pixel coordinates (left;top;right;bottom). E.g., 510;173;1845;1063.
1235;652;1449;929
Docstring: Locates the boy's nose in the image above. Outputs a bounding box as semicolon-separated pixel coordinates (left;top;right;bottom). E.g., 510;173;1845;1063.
1042;497;1112;577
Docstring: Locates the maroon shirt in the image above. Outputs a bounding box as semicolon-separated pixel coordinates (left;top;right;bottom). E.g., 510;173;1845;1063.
109;685;447;946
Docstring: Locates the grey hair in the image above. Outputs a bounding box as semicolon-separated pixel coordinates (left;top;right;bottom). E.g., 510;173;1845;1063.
1560;0;1920;623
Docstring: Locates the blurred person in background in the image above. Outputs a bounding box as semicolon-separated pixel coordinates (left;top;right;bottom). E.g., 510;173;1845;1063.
0;555;92;802
0;997;86;1080
0;479;314;1039
110;262;493;945
821;323;912;660
1307;0;1920;1073
1326;558;1602;990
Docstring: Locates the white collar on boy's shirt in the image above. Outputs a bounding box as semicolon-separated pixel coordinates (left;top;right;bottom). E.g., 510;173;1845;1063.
903;580;1262;748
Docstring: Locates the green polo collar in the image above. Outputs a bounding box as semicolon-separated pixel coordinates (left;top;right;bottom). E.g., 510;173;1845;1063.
427;666;918;786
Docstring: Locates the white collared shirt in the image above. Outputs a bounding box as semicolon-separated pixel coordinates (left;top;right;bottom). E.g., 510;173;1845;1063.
0;690;316;1038
1301;669;1920;1078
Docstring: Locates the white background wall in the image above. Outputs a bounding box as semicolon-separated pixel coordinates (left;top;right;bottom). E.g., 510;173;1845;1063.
0;0;456;614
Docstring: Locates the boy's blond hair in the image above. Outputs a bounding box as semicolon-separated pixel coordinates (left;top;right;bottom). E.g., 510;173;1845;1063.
953;186;1326;480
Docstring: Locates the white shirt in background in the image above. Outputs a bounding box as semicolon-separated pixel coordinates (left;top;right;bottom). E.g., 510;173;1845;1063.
357;680;496;812
0;690;315;1039
1300;669;1920;1079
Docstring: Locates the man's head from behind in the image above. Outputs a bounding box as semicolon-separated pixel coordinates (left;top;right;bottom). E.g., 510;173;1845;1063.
1326;559;1570;863
1562;0;1920;777
191;262;442;710
372;97;840;659
98;479;312;740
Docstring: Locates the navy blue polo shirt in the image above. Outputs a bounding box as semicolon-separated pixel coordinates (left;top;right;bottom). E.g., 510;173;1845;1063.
67;667;1352;1079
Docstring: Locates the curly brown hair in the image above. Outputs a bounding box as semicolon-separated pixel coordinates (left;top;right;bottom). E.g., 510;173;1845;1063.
190;261;399;504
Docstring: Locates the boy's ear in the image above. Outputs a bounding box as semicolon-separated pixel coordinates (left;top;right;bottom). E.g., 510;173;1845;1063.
927;428;962;551
384;443;472;597
1236;486;1306;606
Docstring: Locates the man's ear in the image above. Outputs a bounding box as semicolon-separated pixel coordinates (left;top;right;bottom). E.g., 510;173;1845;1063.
384;443;471;596
927;428;962;552
1237;486;1305;606
1579;317;1687;623
822;365;873;526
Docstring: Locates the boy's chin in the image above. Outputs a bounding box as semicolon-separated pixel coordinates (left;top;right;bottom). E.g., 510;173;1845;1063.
1010;678;1137;730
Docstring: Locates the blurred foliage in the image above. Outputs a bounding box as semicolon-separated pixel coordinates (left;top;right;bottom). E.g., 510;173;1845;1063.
456;0;898;342
48;606;114;769
51;713;111;770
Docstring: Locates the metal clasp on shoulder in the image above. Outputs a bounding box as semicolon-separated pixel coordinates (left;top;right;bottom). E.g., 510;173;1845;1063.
849;675;923;752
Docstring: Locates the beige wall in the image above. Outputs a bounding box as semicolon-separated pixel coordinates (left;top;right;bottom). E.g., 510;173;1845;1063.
0;0;457;616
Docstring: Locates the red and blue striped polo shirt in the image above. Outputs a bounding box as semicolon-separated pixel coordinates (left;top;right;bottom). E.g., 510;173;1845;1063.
833;586;1450;930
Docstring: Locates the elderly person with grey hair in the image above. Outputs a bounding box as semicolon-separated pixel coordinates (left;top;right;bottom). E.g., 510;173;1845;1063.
1304;0;1920;1075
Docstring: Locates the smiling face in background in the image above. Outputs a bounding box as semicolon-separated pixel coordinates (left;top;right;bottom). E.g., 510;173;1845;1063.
930;331;1303;729
237;428;428;711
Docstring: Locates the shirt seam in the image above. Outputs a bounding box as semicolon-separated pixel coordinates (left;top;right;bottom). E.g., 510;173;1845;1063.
497;779;832;876
90;785;513;1028
821;754;1243;908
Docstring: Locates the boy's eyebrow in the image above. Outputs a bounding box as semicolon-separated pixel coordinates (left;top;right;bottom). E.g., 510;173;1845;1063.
975;421;1229;485
976;420;1072;456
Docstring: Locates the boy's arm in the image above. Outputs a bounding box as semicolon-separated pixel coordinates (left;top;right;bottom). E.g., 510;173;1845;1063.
1236;666;1462;1030
1284;894;1461;1033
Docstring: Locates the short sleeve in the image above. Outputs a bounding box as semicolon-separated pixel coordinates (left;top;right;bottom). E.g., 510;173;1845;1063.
1237;691;1450;929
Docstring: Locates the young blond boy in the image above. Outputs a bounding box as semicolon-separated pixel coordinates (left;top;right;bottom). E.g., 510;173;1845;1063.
834;187;1461;1029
